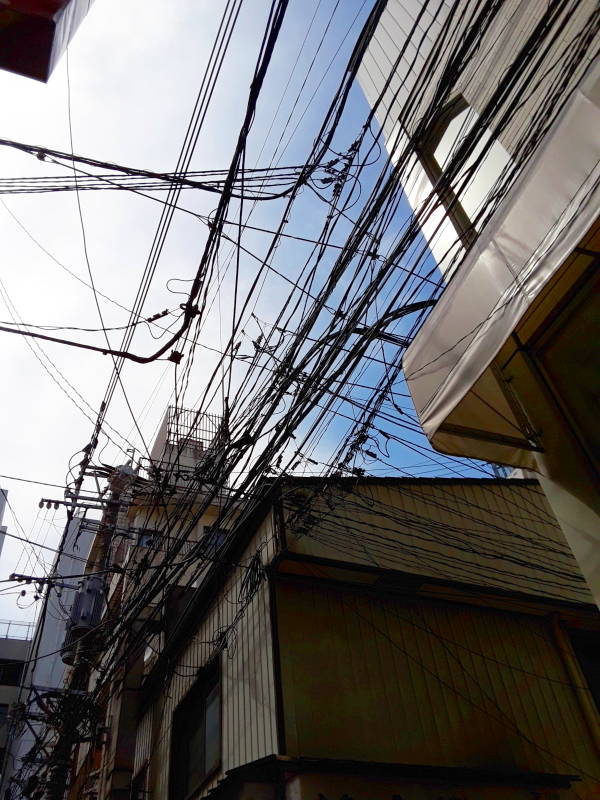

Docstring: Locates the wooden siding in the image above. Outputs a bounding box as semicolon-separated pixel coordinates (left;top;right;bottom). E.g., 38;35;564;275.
134;513;279;799
282;480;591;604
276;578;600;797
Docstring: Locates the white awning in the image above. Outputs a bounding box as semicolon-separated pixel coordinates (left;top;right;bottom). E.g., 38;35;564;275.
404;58;600;467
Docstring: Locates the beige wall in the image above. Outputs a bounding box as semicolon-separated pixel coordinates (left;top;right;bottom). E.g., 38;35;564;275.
276;578;600;797
282;480;592;605
493;254;600;606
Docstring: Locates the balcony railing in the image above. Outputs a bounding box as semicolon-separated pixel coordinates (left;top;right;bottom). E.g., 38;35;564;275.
165;407;222;449
0;619;33;640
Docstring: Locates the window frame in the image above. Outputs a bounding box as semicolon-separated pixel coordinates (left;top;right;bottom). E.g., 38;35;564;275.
169;657;221;800
0;659;25;687
202;525;228;559
415;93;477;251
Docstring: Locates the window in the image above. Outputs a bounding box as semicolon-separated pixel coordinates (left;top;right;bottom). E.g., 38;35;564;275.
569;630;600;713
403;94;512;277
431;99;511;233
0;660;24;687
137;529;156;548
170;659;221;800
203;526;227;559
131;763;149;800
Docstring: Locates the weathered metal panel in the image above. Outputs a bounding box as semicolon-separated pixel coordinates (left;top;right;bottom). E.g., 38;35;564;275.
276;579;600;795
283;480;591;604
133;705;153;776
139;512;278;799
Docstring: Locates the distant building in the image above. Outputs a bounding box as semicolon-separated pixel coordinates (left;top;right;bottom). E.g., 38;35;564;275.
0;517;94;797
5;408;232;800
357;0;600;603
0;624;31;786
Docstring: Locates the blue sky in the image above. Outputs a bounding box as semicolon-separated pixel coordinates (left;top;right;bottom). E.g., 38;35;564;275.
0;0;490;622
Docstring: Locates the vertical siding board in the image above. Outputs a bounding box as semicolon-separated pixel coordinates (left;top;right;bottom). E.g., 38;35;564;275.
258;587;269;754
249;594;260;763
134;706;153;774
530;624;585;765
386;601;429;761
468;607;527;767
387;605;434;759
236;571;246;768
252;588;263;760
341;591;379;755
461;604;506;761
413;601;460;764
427;604;480;764
139;521;278;799
327;590;364;759
261;583;274;756
362;594;399;757
490;615;544;766
383;600;427;759
277;582;299;756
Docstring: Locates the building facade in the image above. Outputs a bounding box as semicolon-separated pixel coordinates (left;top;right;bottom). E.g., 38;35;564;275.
0;627;31;786
356;0;600;602
69;475;600;800
0;517;95;797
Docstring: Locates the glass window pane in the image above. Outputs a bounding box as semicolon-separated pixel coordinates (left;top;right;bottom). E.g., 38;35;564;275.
170;662;221;800
434;105;511;229
204;683;220;775
186;717;205;793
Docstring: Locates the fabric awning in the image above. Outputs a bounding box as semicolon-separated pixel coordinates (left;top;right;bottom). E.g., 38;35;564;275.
403;58;600;467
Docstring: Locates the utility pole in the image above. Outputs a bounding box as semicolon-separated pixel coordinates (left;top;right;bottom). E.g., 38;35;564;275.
43;465;135;800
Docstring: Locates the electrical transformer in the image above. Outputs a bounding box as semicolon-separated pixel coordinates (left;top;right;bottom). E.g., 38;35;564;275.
60;575;104;662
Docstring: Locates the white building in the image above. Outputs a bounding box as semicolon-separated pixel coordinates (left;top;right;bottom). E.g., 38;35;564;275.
357;0;600;602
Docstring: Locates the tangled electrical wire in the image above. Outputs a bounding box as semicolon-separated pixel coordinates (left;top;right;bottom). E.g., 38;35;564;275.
7;0;600;796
